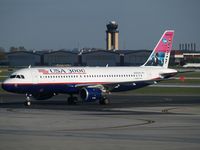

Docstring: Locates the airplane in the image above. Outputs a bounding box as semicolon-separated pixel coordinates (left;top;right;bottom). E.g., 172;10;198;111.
183;63;200;68
2;30;177;106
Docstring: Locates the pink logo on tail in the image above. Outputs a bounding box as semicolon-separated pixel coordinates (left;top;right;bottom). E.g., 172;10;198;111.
155;31;174;53
144;30;174;67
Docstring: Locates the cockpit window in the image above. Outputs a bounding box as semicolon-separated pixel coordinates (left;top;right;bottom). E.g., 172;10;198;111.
20;75;25;79
10;75;16;78
10;74;25;79
16;75;21;79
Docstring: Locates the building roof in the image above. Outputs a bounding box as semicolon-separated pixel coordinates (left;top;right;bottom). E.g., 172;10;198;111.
115;49;151;55
44;50;78;55
7;51;41;56
81;49;119;55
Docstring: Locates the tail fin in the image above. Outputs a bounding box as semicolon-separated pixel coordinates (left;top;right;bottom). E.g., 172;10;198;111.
143;30;174;68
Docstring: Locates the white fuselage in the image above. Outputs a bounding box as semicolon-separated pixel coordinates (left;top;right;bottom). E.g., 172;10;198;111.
3;66;177;88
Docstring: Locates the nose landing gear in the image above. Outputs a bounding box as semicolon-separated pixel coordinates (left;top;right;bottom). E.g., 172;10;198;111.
25;94;32;106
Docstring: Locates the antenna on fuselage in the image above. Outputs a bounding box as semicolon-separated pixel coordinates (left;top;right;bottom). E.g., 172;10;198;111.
106;64;109;67
28;65;31;68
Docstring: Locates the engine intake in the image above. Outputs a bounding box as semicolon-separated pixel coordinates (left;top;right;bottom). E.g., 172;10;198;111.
80;87;102;102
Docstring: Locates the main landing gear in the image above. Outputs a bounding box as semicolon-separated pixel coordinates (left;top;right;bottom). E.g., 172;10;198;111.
67;95;110;105
24;94;110;106
99;96;110;105
67;95;78;105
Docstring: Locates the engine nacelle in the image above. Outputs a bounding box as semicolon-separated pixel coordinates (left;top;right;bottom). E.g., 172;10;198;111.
32;92;54;100
80;87;102;102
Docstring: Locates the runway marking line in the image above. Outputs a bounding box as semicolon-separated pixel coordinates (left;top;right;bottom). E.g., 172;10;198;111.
161;107;177;113
58;119;156;132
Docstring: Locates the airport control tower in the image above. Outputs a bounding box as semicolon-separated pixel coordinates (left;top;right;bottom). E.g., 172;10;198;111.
106;21;119;50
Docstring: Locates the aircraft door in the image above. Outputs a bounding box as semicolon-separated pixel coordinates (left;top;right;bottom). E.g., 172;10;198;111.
29;69;39;84
147;72;152;80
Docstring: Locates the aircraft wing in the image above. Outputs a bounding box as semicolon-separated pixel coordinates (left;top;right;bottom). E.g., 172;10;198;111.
74;80;154;92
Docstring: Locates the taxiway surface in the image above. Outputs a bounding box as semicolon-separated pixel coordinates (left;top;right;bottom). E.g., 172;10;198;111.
0;94;200;150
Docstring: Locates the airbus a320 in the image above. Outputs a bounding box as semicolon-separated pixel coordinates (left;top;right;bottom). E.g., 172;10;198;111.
2;30;177;106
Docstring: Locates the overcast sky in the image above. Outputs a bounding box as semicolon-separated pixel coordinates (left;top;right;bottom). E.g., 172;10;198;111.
0;0;199;51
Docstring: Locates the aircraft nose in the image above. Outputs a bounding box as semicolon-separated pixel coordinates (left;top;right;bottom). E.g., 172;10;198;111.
2;80;9;91
1;79;15;92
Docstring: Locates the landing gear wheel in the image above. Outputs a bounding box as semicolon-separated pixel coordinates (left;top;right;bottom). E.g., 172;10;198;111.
25;94;32;106
24;101;31;106
99;97;109;105
67;96;78;105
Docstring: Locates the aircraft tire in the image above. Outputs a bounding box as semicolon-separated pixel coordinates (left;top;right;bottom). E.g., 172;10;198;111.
67;96;77;105
99;97;109;105
24;101;31;106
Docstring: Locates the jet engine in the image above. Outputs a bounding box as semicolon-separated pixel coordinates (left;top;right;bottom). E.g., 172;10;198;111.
80;87;102;102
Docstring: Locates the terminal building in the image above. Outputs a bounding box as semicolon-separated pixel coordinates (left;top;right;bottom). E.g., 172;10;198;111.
7;51;41;67
81;50;120;66
171;50;200;66
43;50;78;66
122;50;151;66
3;49;200;67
